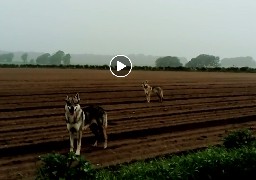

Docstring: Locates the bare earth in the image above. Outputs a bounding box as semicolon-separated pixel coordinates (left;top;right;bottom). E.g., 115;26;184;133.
1;68;256;179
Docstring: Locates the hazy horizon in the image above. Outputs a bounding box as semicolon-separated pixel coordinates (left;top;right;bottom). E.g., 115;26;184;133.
1;0;256;60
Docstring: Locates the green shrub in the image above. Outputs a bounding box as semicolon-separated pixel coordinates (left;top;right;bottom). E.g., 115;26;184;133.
223;128;255;149
36;152;95;180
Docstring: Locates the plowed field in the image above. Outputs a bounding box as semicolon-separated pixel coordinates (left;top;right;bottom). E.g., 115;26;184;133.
1;68;256;179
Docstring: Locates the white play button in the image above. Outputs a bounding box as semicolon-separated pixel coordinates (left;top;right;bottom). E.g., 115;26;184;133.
109;55;132;77
117;61;126;71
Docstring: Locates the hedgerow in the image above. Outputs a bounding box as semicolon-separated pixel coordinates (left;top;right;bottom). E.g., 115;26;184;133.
2;64;256;73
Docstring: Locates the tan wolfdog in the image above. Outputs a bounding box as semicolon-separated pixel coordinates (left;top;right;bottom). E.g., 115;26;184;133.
142;80;164;103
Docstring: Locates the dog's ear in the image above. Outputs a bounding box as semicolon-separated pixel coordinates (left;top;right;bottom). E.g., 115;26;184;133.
75;93;80;102
65;95;69;102
145;80;148;84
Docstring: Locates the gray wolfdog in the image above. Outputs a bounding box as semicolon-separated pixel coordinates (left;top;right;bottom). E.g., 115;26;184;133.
142;80;164;103
65;93;108;155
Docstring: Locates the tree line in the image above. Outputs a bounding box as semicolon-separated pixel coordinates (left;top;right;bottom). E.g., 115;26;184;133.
155;54;256;68
156;54;220;68
0;50;71;65
0;53;14;62
1;52;255;68
35;51;71;65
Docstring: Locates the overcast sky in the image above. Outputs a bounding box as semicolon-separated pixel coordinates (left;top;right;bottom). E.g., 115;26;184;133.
1;0;256;60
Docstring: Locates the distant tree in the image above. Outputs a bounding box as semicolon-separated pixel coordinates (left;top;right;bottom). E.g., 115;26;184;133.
0;54;6;62
221;56;256;68
50;50;65;65
186;54;220;68
21;53;28;64
36;53;51;65
0;53;14;62
63;54;71;65
155;56;183;67
7;53;14;62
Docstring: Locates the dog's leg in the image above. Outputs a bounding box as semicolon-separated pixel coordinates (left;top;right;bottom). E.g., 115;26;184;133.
68;124;88;155
161;90;164;102
146;93;150;103
76;130;82;155
69;132;74;152
148;94;151;103
92;140;98;147
103;127;108;149
103;113;108;149
160;95;163;102
156;92;161;102
82;124;89;131
90;122;99;147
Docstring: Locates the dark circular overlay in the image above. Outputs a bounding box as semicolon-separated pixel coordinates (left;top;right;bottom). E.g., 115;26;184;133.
109;55;132;77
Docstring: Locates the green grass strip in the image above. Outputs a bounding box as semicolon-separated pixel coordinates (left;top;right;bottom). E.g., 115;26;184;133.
96;144;256;180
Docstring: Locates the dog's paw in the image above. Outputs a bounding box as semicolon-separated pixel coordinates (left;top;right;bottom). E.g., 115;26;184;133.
75;150;80;155
104;143;107;149
92;141;98;147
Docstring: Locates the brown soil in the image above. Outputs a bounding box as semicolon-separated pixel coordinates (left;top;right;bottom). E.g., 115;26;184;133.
1;68;256;179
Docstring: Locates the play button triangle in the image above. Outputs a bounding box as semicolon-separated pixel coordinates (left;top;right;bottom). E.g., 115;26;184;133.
117;61;126;71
